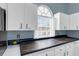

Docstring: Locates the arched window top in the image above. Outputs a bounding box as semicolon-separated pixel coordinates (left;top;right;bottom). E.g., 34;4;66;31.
37;5;53;17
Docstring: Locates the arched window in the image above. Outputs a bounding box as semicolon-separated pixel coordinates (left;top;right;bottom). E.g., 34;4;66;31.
38;5;52;17
34;5;55;38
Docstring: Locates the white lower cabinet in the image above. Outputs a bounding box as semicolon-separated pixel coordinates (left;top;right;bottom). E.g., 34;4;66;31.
54;42;74;56
54;45;66;56
65;42;74;56
45;48;54;56
74;41;79;56
24;41;78;56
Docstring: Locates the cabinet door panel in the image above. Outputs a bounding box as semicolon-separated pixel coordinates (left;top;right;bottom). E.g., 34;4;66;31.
7;3;24;30
25;3;37;30
69;13;79;30
54;45;65;56
54;13;69;30
65;42;74;56
47;48;54;56
74;41;79;56
60;13;69;30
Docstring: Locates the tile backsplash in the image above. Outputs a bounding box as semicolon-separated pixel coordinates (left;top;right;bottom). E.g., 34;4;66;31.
66;30;79;38
55;30;67;36
6;31;34;40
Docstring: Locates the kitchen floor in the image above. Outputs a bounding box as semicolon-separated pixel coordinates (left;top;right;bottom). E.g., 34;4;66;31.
3;45;21;56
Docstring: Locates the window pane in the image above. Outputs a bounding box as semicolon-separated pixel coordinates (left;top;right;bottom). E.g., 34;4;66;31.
44;8;49;14
37;6;52;17
38;10;41;15
38;16;49;27
47;12;51;17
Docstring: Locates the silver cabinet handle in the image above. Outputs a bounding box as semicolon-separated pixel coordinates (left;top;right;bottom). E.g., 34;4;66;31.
64;26;66;30
67;51;68;56
76;26;78;30
20;24;22;29
26;24;28;29
64;52;66;56
46;54;48;56
64;26;65;29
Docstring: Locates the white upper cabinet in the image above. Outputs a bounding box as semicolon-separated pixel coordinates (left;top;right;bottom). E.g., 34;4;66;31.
70;13;79;30
7;3;37;31
7;3;25;30
54;12;69;30
25;3;37;30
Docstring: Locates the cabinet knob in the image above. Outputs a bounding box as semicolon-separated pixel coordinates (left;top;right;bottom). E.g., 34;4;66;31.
46;54;48;56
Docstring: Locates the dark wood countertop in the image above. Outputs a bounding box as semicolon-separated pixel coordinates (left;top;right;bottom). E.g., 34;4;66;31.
20;37;78;56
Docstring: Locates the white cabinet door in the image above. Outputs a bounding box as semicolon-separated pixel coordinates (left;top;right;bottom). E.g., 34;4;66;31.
60;13;69;30
65;42;74;56
69;13;79;30
70;14;77;30
54;45;66;56
76;13;79;30
25;3;37;30
7;3;25;30
46;48;54;56
54;13;61;30
54;12;69;30
74;40;79;56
